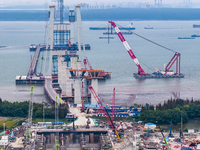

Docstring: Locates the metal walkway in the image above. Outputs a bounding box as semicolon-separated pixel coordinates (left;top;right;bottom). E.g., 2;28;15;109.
27;45;41;78
44;78;59;102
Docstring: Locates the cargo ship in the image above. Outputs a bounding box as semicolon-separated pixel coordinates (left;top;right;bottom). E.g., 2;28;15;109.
90;27;135;30
109;21;184;79
178;37;194;39
103;32;132;35
193;24;200;28
90;23;135;30
191;34;200;37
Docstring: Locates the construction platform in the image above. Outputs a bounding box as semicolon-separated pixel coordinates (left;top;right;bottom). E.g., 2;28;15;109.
133;73;185;79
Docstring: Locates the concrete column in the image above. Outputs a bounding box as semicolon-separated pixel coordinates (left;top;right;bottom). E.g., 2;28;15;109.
65;135;70;144
51;133;55;144
74;79;81;104
61;134;64;146
91;79;98;104
46;6;55;50
85;135;89;143
89;133;94;143
65;68;73;96
58;56;63;85
69;22;75;44
47;135;50;144
70;133;74;143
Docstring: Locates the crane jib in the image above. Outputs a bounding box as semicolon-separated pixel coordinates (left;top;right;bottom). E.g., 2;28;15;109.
118;32;126;42
109;21;146;75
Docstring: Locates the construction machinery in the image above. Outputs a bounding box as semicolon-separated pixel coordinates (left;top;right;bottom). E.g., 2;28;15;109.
89;86;122;140
109;21;184;79
156;121;169;149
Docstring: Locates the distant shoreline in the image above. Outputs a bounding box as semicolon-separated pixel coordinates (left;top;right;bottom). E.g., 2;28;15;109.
0;8;200;21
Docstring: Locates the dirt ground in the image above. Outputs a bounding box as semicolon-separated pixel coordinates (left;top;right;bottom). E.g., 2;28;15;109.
0;117;8;120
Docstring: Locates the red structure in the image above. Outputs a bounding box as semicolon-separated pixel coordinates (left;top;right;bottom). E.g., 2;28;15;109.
111;88;115;122
164;52;181;75
109;21;146;76
89;86;121;140
109;21;184;78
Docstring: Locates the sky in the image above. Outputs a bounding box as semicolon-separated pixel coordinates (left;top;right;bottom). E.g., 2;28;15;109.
0;0;200;6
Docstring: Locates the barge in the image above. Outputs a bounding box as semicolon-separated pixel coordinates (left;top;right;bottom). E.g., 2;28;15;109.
133;73;184;79
15;76;44;84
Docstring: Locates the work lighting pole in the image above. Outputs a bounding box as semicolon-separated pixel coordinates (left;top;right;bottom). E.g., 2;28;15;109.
3;123;5;149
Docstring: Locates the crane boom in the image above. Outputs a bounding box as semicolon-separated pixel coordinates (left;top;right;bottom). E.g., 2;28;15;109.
111;88;115;122
89;86;121;140
109;21;146;75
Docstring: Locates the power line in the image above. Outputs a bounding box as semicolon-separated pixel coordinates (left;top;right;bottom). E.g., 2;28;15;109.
115;23;177;53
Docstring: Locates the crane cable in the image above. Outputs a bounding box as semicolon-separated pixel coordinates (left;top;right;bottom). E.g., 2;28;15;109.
115;23;177;53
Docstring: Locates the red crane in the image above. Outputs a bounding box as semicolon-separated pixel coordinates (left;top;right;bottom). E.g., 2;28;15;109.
89;86;121;140
109;21;146;76
111;88;115;122
86;57;93;70
109;21;183;78
111;88;122;129
81;81;84;112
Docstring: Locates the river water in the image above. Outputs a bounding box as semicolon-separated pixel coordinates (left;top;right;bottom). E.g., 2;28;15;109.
0;20;200;105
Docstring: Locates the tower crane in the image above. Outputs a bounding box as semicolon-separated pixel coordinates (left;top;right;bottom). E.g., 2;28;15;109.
89;86;122;140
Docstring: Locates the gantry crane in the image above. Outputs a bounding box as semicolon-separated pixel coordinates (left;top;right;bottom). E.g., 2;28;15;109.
89;86;122;140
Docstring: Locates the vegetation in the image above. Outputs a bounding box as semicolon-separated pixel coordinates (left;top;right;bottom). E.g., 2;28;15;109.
0;99;69;120
140;98;200;125
0;121;18;130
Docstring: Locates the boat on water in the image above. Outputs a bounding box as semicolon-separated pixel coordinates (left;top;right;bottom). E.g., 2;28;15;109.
81;44;90;50
90;27;135;30
103;32;132;35
90;23;135;30
191;34;200;37
29;44;37;51
144;25;154;29
178;37;195;39
99;37;114;39
193;24;200;28
89;27;107;30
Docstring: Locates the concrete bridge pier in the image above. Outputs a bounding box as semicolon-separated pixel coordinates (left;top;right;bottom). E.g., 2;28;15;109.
89;133;94;143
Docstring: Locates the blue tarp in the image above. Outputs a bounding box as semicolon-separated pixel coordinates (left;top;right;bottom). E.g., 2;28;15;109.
0;131;6;136
145;123;156;126
181;147;193;150
85;104;108;108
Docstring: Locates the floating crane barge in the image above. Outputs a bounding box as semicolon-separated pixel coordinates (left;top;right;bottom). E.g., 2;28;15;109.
109;21;184;79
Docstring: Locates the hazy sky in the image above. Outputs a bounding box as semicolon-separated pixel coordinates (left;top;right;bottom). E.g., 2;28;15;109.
1;0;200;6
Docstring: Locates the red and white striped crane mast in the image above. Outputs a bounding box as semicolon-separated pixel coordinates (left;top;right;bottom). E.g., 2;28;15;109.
109;21;146;76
